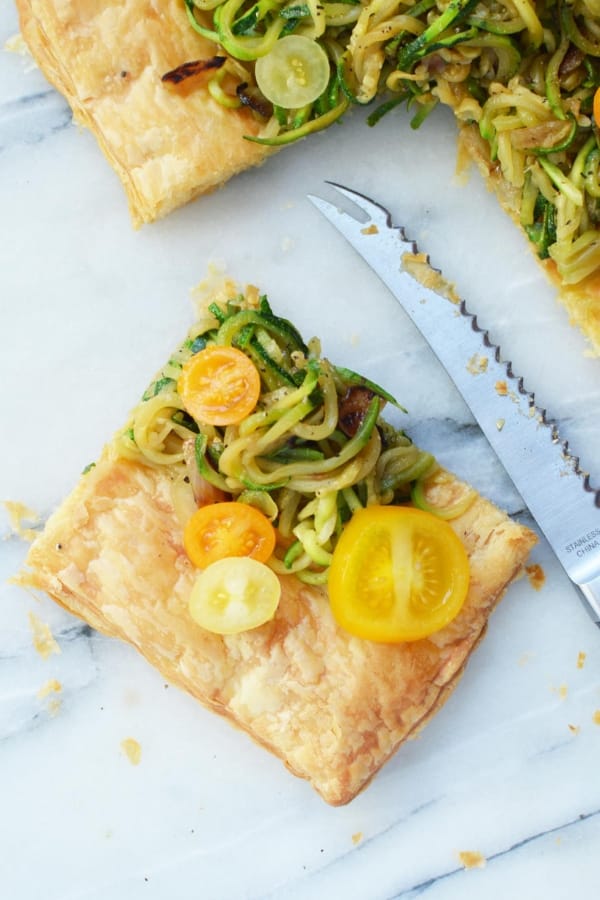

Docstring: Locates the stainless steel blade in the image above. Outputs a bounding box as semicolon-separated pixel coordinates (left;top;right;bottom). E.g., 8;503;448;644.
308;182;600;625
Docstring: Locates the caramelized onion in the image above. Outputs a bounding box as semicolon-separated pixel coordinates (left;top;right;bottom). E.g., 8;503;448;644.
183;439;227;506
162;57;226;85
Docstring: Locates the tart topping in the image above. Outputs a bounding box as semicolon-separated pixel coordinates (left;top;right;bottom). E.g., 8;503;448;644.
189;557;282;635
328;506;470;642
184;502;277;568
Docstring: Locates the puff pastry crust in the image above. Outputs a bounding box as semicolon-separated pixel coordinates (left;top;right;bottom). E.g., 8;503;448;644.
16;0;271;225
23;442;536;805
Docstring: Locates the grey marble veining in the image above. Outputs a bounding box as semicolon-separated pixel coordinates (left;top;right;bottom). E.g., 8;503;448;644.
1;3;600;899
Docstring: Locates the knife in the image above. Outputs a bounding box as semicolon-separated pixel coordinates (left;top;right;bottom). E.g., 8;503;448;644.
308;182;600;627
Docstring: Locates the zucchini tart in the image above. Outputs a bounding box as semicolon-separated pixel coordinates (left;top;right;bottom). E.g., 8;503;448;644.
15;0;600;352
20;280;536;804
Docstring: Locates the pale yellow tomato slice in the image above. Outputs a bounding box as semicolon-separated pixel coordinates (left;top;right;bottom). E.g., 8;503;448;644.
328;506;470;642
189;557;281;635
255;35;330;109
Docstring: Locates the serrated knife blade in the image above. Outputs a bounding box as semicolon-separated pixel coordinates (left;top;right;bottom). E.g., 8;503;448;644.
308;183;600;627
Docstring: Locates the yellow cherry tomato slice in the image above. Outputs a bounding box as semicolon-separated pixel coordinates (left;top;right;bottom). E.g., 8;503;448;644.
328;506;470;642
189;557;281;635
255;35;330;109
178;345;261;426
184;502;277;569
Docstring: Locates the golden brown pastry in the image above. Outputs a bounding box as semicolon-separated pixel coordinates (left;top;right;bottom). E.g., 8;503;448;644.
19;282;537;805
22;450;536;805
16;0;271;225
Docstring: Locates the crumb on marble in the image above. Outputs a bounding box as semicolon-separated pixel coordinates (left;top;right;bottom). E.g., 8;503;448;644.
38;679;62;699
568;724;580;735
351;832;363;845
576;651;586;670
28;612;60;659
38;679;63;717
496;418;505;431
551;684;568;700
4;33;37;73
457;850;486;870
593;710;600;726
121;737;142;766
2;500;40;542
495;380;508;396
47;698;62;717
525;563;546;591
361;224;379;235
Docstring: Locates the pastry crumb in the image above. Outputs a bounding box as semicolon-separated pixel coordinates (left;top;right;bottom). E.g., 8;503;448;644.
466;354;488;375
28;612;60;659
568;724;580;735
351;832;363;845
525;563;545;590
38;679;63;716
38;678;62;699
496;418;505;431
361;224;379;235
592;710;600;725
552;684;568;700
576;651;586;669
47;697;62;717
121;737;142;766
495;380;508;396
5;33;27;52
2;500;40;542
4;32;36;71
457;850;486;869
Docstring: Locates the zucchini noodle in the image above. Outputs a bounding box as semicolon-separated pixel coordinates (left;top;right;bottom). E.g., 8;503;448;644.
172;0;600;291
116;288;468;581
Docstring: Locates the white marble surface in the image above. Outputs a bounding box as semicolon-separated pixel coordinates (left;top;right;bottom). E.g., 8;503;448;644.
1;5;600;899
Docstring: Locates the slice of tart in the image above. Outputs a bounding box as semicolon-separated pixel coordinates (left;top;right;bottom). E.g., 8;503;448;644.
15;0;271;225
19;280;536;805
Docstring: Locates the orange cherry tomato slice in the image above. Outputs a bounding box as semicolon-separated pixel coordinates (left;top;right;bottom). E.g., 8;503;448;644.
328;505;470;643
183;502;277;568
594;87;600;129
178;346;261;426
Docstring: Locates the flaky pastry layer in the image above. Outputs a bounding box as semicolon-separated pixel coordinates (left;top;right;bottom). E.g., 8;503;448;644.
23;444;536;805
16;0;271;225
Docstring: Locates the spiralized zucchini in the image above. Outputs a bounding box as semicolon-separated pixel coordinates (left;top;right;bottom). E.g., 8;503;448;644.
116;288;465;582
171;0;600;287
